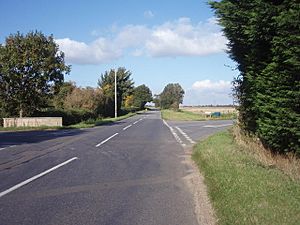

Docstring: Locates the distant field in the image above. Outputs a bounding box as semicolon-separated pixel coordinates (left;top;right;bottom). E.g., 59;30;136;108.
161;109;236;121
181;106;237;114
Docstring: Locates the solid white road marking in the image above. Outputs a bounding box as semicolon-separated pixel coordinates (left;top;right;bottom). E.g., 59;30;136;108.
175;126;196;144
133;120;139;124
0;157;78;198
0;145;17;151
96;133;119;147
123;124;132;130
203;124;232;128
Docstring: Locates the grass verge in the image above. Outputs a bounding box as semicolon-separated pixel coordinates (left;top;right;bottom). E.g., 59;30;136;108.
161;109;236;121
192;130;300;225
0;112;138;131
67;112;137;129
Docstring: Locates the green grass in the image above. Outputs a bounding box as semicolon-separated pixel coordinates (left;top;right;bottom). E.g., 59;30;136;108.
161;109;236;121
161;109;206;121
192;130;300;225
0;125;63;132
0;112;138;131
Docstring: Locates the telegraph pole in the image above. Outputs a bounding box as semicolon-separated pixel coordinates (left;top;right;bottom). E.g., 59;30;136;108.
114;69;117;118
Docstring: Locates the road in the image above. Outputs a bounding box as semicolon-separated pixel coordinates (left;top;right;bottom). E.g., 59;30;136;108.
0;110;233;225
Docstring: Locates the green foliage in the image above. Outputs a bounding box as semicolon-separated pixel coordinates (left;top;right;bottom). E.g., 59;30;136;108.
52;81;76;109
192;130;300;225
98;67;134;117
35;108;97;126
132;84;152;110
159;83;184;110
211;0;300;154
0;31;70;117
153;94;161;108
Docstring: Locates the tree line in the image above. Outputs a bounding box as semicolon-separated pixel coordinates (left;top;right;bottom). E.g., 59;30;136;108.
0;31;152;125
211;0;299;154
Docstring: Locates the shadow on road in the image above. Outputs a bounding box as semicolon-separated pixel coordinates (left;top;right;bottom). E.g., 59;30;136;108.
0;129;87;148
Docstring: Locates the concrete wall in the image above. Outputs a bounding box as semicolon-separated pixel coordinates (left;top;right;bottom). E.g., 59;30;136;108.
3;117;63;128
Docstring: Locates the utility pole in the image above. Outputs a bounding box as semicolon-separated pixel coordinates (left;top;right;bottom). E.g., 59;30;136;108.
114;69;117;118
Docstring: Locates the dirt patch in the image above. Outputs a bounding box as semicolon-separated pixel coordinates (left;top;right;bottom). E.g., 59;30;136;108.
181;146;217;225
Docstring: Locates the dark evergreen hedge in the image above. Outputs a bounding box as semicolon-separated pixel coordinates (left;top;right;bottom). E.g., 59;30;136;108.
211;0;300;154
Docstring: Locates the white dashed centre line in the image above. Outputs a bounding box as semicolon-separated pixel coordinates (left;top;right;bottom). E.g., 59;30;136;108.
96;133;119;147
0;157;78;198
123;124;132;130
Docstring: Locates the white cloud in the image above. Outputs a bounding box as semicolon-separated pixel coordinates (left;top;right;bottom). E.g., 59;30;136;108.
56;38;121;64
146;18;227;57
115;25;151;48
56;17;227;65
183;80;233;105
144;10;154;19
192;80;231;92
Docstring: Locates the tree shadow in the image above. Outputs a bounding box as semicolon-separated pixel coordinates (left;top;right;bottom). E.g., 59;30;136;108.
0;129;87;148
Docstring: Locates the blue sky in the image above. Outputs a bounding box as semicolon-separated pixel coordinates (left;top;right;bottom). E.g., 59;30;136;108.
0;0;238;105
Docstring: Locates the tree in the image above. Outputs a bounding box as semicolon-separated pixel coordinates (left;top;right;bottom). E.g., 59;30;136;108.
124;95;134;108
0;31;70;117
64;86;104;113
211;0;300;154
160;83;184;110
52;81;76;109
132;84;152;110
153;94;161;108
98;67;134;116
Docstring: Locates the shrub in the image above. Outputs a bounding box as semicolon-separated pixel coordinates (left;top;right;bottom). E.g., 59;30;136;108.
35;108;98;126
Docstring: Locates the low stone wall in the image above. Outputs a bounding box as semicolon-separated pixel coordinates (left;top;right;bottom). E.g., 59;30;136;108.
3;117;63;128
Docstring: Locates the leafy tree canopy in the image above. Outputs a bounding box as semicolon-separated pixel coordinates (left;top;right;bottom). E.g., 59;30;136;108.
132;84;152;110
160;83;184;110
98;67;134;116
0;31;70;117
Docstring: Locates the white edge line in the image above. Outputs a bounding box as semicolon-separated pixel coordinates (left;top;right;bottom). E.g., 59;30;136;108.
0;145;17;151
96;133;119;147
0;157;78;198
133;120;139;124
123;124;132;130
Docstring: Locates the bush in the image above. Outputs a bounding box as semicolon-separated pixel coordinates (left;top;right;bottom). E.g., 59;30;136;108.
35;108;98;126
121;107;140;115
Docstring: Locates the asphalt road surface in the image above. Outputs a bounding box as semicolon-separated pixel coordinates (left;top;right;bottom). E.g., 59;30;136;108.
0;110;233;225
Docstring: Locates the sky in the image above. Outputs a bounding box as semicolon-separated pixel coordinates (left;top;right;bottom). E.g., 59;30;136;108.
0;0;239;105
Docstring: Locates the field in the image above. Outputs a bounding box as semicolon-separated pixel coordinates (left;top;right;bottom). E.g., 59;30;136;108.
161;109;236;121
181;106;237;114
